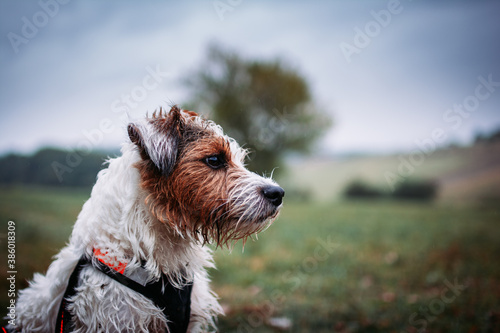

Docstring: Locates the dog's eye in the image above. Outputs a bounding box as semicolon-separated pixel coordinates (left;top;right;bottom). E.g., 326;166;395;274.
204;155;225;169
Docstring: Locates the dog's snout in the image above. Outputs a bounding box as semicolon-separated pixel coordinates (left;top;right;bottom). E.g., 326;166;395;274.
261;185;285;206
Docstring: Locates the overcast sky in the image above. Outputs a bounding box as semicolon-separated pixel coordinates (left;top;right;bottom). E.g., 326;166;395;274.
1;0;499;155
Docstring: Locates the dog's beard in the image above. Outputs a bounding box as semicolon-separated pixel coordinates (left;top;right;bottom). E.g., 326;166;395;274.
199;195;281;247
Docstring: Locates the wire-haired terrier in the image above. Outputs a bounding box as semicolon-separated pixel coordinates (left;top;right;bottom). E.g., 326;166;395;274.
9;106;284;333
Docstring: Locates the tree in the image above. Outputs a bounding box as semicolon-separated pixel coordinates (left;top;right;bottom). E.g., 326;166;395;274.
183;43;332;175
0;148;109;187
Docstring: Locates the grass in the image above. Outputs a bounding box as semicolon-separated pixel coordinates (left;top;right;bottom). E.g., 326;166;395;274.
214;200;500;332
1;186;499;332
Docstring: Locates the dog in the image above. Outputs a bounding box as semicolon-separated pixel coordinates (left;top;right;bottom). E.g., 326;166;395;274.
10;106;284;332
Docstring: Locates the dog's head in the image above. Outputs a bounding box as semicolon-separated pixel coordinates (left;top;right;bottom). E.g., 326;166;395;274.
128;106;284;246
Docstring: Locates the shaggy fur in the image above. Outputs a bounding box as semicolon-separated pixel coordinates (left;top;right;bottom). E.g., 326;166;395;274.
11;106;283;332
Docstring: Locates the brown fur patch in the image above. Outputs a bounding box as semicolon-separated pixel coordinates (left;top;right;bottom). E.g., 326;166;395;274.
133;106;256;246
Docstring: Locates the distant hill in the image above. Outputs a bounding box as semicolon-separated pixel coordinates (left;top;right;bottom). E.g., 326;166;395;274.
285;141;500;204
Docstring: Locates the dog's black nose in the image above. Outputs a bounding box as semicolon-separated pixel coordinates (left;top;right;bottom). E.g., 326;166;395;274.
262;185;285;206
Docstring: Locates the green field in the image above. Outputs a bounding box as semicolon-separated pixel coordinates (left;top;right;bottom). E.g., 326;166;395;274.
1;186;499;332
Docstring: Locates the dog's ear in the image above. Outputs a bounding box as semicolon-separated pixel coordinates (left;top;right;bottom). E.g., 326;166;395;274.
127;123;148;160
128;107;183;176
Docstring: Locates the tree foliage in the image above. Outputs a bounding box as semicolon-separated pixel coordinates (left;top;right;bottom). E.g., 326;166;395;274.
184;43;332;175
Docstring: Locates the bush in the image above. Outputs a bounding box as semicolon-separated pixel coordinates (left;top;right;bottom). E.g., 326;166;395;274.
343;180;384;199
391;180;438;201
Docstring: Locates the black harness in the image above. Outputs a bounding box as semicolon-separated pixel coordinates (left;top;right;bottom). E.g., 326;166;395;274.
55;254;193;333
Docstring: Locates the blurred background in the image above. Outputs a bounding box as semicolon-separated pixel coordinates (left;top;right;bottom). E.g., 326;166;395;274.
1;1;500;331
